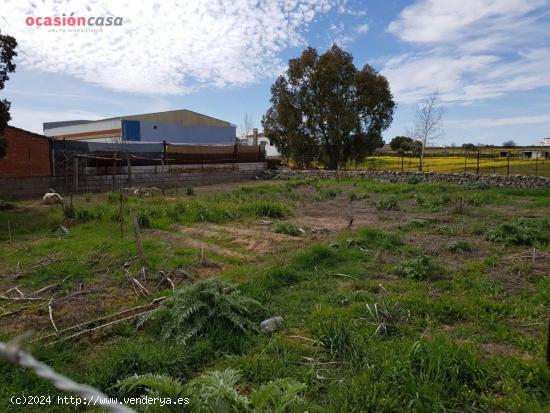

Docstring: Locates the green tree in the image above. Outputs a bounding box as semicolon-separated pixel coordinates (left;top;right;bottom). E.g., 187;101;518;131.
0;30;17;159
262;45;395;169
390;136;414;153
462;143;477;151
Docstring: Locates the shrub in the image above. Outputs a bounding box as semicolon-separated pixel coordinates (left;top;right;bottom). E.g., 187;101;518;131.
395;255;440;280
185;186;195;196
486;218;550;246
375;197;400;211
139;278;263;345
272;222;302;236
447;240;473;253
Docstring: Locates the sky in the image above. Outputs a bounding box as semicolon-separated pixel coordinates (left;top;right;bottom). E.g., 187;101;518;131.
1;0;550;146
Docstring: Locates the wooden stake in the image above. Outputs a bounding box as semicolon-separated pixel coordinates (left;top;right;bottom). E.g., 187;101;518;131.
130;211;145;264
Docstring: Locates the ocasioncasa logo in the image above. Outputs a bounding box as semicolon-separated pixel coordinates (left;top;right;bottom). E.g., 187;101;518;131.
25;12;123;29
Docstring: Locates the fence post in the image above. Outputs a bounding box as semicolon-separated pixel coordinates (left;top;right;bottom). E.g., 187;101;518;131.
476;150;480;175
464;152;467;173
535;155;538;176
73;156;79;193
401;154;404;171
507;153;510;176
126;153;133;187
112;152;117;192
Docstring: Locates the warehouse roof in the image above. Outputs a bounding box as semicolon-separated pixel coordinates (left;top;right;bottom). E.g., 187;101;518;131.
43;109;235;131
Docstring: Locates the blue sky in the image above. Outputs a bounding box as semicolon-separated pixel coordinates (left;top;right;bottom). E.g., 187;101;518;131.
2;0;550;146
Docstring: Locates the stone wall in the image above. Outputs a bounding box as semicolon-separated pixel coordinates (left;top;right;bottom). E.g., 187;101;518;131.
263;169;550;189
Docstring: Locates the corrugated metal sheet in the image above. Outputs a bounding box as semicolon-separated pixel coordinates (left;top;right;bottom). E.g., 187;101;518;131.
122;109;233;128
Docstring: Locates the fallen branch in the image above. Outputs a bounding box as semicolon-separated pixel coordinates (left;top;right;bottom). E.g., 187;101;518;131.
34;297;166;344
48;298;58;332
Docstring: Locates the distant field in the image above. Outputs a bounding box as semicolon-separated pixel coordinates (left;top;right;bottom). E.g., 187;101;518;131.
355;155;550;177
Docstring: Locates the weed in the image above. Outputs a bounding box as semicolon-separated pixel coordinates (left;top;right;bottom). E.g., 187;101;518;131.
185;186;195;196
118;369;306;413
317;319;356;358
414;194;425;206
347;192;358;203
365;300;410;336
487;218;550;246
272;222;302;236
140;278;263;345
316;188;340;200
347;228;401;250
375;197;400;211
395;255;440;280
447;240;473;253
243;201;288;218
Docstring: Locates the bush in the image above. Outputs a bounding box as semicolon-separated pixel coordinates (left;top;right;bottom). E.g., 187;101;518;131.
486;218;550;246
447;240;473;253
272;222;302;236
185;186;195;196
375;197;400;211
395;255;440;280
140;278;263;345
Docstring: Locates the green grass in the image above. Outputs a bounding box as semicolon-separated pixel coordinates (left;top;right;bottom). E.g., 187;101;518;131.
1;178;549;412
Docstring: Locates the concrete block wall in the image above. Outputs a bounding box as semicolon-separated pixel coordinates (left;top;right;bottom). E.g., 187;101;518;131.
0;162;266;199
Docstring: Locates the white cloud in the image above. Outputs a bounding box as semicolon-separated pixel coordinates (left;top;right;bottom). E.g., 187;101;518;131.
355;24;369;34
384;0;550;103
447;114;550;128
1;0;342;95
388;0;546;49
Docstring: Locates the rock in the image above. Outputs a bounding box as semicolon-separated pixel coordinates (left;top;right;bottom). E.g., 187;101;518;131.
52;225;70;236
260;316;285;333
42;192;63;204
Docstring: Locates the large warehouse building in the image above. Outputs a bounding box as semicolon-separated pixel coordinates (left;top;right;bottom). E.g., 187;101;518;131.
43;109;236;144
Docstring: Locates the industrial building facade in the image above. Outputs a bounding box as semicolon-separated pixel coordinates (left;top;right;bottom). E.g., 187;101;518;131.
43;109;237;144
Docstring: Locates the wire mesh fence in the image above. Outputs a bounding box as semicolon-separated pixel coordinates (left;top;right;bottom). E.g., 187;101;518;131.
332;151;549;177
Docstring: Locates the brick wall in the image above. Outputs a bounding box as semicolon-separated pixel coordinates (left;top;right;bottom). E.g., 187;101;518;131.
0;126;51;178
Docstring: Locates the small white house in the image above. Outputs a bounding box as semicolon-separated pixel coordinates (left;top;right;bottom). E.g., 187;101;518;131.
243;129;281;158
540;137;550;146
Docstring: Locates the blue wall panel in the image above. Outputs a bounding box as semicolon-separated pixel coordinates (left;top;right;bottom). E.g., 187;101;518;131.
122;120;141;141
136;121;235;144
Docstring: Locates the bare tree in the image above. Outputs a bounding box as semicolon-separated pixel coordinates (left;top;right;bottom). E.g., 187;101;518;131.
411;92;445;171
238;113;255;142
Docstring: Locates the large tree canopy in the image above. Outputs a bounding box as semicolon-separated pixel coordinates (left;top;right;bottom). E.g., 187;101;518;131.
262;45;395;169
0;30;17;159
